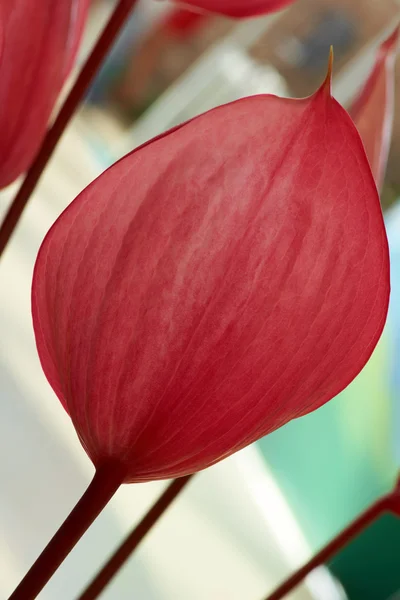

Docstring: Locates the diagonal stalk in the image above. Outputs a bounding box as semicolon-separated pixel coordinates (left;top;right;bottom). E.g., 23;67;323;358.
77;475;193;600
264;475;400;600
8;461;126;600
0;0;139;258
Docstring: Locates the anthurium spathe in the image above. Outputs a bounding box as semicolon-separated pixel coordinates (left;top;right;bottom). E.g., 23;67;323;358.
0;0;90;189
32;60;389;485
350;26;399;190
178;0;295;18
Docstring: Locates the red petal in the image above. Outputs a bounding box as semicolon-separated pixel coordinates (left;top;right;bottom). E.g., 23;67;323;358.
0;0;89;189
0;6;3;66
32;67;389;483
64;0;91;79
178;0;295;18
349;26;399;190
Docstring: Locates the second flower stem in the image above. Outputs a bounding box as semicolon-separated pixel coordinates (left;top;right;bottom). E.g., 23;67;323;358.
264;488;399;600
77;475;194;600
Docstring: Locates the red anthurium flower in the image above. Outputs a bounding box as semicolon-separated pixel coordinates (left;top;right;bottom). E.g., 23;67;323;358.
32;58;389;484
0;0;90;190
178;0;295;18
349;26;399;190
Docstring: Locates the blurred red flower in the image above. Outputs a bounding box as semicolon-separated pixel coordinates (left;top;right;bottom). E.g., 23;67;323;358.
350;27;399;190
0;0;89;189
32;64;389;483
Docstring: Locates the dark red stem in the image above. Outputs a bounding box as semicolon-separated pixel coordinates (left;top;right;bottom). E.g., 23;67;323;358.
0;0;138;258
8;462;126;600
77;475;193;600
264;490;399;600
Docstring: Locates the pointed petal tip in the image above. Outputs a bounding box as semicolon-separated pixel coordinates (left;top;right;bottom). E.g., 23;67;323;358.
319;46;334;96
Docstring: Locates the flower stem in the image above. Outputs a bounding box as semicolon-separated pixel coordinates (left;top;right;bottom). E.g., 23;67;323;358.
264;491;397;600
77;475;193;600
0;0;138;259
8;461;126;600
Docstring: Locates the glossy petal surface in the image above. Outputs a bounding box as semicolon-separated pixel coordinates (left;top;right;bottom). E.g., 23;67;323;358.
32;79;389;483
350;27;399;190
0;0;89;189
179;0;295;17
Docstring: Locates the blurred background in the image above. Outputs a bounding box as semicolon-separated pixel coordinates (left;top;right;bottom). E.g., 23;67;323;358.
1;0;400;598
